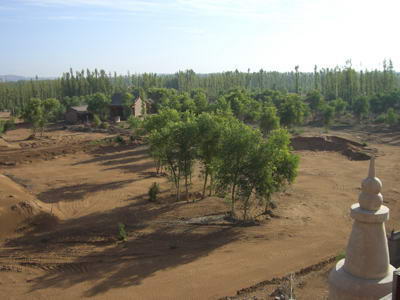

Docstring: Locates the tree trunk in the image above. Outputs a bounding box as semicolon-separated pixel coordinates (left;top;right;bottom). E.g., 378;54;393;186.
185;174;189;202
264;194;271;214
209;174;213;196
244;194;252;220
176;180;180;201
231;184;236;216
202;169;209;199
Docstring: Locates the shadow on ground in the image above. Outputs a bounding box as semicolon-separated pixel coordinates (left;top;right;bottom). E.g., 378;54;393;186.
37;179;138;203
4;197;237;297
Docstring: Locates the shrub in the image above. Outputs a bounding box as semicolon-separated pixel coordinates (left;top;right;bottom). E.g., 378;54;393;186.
386;108;398;127
4;118;15;131
100;121;110;129
114;135;125;145
375;114;386;124
336;251;346;262
0;121;5;136
0;118;15;136
148;182;160;202
93;114;101;127
127;115;142;129
117;223;127;242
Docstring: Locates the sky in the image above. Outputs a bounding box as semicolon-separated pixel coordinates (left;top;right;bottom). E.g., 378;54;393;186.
1;0;400;77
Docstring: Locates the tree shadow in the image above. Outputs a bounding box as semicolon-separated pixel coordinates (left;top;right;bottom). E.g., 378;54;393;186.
103;161;156;174
3;198;238;297
37;179;138;203
73;147;149;166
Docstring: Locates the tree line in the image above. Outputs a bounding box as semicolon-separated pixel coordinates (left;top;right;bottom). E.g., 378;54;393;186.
1;60;399;115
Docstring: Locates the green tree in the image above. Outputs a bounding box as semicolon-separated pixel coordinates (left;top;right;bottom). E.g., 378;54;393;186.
305;90;325;119
260;129;299;213
87;92;111;120
121;92;134;119
352;96;370;122
215;119;261;216
331;98;347;117
259;105;280;136
191;89;209;114
196;113;225;198
22;97;61;136
143;108;181;134
148;117;198;201
278;94;307;128
42;98;62;122
322;104;335;129
386;108;398;126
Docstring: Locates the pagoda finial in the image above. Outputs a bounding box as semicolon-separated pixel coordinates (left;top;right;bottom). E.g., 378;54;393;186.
359;157;382;211
368;156;376;178
328;157;394;299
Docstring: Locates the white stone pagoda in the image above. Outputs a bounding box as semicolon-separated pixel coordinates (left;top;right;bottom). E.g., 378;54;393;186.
328;158;395;299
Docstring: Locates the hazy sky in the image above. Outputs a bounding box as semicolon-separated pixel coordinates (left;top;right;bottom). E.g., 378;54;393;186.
1;0;399;77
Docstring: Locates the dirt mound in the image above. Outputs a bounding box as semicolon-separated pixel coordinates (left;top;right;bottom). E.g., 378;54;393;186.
0;137;20;150
0;174;57;239
291;135;376;160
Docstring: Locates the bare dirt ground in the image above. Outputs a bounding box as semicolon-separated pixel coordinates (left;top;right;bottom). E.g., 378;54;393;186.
0;124;399;299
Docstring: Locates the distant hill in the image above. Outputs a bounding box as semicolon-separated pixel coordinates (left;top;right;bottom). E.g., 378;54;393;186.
0;75;56;82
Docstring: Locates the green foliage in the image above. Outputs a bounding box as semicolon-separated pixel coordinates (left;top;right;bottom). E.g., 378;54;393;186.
100;122;110;129
214;123;299;219
92;114;101;127
148;182;160;202
352;96;370;122
0;121;6;136
121;92;134;118
322;105;335;129
22;97;61;136
61;96;84;110
148;115;199;201
87;93;111;121
4;118;15;132
211;96;232;115
214;118;262;216
117;223;127;242
196;113;226;197
386;108;398;126
375;113;386;124
336;251;346;262
114;135;125;145
1;62;400;117
223;88;251;120
143;108;180;134
191;89;209;114
278;94;307;128
306;90;325;118
0;118;16;136
259;105;280;136
178;93;196;113
258;129;299;213
127;115;142;129
330;98;347;117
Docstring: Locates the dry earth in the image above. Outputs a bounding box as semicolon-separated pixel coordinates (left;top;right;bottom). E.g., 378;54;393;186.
0;124;399;299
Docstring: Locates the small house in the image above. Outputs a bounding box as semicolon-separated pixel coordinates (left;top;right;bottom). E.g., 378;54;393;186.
110;93;126;122
65;105;90;124
132;97;152;117
110;93;152;121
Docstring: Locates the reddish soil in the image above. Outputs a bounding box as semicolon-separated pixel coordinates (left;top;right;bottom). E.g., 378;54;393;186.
0;124;122;166
0;125;399;299
290;135;376;160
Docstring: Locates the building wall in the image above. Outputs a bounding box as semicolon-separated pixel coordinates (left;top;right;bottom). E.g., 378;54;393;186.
133;98;145;117
65;110;78;124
